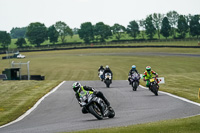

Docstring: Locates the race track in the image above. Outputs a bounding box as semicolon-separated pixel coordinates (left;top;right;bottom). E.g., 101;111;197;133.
0;80;200;133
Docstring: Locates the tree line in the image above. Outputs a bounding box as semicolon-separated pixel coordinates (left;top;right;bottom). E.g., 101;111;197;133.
0;10;200;49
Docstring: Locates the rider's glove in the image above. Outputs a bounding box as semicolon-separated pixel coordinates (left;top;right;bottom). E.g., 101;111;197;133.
93;91;98;95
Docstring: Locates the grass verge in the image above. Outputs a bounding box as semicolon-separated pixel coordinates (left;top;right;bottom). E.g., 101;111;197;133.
0;80;61;126
66;115;200;133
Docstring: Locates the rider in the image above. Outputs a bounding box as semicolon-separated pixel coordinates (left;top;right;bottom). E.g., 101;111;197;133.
128;65;140;85
98;65;104;72
103;65;113;82
143;66;159;88
72;82;110;114
98;65;105;81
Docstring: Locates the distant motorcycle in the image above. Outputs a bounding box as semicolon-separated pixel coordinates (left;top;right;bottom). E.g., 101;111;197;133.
104;72;112;88
148;77;159;96
79;91;115;120
98;70;104;81
130;72;140;91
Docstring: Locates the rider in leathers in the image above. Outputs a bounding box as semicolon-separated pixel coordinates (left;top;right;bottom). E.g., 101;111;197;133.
98;65;104;72
72;82;110;114
98;65;105;81
143;66;159;89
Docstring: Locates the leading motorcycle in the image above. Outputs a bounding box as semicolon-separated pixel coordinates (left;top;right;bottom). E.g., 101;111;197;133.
79;91;115;120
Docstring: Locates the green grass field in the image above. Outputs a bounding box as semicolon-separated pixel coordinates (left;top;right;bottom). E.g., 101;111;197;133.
0;47;200;132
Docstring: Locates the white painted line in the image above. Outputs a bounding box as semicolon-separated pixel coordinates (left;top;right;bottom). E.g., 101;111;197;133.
0;81;66;129
139;85;200;107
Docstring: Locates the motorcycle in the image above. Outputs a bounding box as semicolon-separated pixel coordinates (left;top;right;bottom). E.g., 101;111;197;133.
98;70;104;81
79;91;115;120
104;72;112;88
148;77;159;96
130;72;140;91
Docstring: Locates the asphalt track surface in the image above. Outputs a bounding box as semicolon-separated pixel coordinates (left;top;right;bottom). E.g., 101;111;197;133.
1;80;200;133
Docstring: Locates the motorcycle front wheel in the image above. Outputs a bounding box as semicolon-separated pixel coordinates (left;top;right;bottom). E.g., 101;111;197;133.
105;80;110;88
89;104;103;120
151;85;158;96
132;81;139;91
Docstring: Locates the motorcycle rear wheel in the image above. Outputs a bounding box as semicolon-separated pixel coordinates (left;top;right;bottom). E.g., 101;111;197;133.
108;107;115;118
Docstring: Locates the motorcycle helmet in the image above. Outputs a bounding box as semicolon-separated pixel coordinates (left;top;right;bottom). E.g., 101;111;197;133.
132;65;136;68
106;65;109;69
146;66;151;71
132;65;136;70
72;82;81;92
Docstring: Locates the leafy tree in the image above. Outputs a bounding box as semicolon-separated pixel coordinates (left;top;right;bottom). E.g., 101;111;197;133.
166;11;179;38
185;14;192;37
55;21;73;43
78;22;94;43
144;15;156;39
190;15;200;38
160;17;171;39
67;27;73;38
177;15;188;38
15;38;27;48
0;31;11;49
94;22;112;42
73;28;79;35
112;23;125;40
26;22;48;46
139;19;146;39
10;27;27;39
152;13;164;39
48;25;59;44
126;21;140;39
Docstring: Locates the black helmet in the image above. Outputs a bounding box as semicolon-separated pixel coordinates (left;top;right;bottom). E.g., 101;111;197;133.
72;82;81;92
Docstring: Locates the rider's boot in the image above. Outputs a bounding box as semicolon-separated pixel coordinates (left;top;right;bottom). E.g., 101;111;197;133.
157;84;160;89
104;98;110;107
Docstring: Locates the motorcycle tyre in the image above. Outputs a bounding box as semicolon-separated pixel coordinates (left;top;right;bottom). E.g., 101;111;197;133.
89;104;103;120
132;81;139;91
151;85;158;96
108;107;115;118
105;80;110;88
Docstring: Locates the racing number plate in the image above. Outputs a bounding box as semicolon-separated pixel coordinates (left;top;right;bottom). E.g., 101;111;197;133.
150;79;155;82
